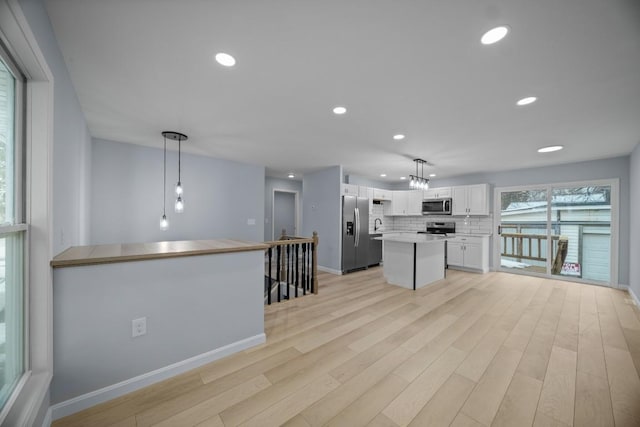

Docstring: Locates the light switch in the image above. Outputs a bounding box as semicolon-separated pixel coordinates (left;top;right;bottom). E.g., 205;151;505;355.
247;218;256;225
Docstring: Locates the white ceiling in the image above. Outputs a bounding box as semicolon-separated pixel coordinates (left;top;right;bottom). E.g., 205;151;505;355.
44;0;640;182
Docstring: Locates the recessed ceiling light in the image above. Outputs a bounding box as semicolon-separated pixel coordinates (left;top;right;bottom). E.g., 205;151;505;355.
393;134;405;141
287;173;295;178
429;173;436;177
215;52;236;67
400;176;406;180
380;173;387;177
481;26;509;45
517;96;537;106
537;145;564;153
333;106;347;115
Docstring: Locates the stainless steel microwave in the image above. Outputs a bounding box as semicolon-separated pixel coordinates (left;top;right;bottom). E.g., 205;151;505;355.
422;198;452;215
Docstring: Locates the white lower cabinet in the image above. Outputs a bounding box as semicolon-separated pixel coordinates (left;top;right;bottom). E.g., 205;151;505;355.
447;235;489;273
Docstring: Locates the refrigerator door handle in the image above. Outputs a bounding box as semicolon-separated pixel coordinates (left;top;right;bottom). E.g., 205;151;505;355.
354;207;360;247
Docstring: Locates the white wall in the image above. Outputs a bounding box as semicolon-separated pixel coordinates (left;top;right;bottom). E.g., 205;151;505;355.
431;156;631;285
630;144;640;299
20;0;92;255
264;177;303;241
91;138;265;244
303;166;342;272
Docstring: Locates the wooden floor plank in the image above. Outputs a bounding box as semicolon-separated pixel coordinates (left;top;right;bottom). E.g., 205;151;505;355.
491;372;543;427
602;344;640;424
573;371;614;427
406;373;475;427
324;374;408;427
459;346;523;426
537;346;578;426
382;346;467;426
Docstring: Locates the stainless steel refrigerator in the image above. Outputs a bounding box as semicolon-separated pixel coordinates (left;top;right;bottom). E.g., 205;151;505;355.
342;195;370;273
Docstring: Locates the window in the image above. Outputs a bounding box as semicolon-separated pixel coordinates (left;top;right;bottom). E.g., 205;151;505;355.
496;180;618;286
0;45;26;413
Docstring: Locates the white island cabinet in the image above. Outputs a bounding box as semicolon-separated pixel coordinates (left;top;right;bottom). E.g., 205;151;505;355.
376;234;447;290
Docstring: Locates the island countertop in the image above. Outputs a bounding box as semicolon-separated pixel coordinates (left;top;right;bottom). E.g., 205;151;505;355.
51;239;270;268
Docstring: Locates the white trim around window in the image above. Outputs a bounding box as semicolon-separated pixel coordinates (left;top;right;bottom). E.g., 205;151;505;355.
0;0;54;425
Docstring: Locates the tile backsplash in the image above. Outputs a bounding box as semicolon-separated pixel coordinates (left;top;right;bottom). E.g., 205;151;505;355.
370;202;385;233
387;213;494;235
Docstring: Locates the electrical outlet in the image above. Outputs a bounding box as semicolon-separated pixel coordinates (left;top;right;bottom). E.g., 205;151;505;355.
132;317;146;338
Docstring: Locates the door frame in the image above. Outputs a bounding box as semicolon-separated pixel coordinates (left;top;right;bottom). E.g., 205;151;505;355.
493;178;619;287
272;188;300;240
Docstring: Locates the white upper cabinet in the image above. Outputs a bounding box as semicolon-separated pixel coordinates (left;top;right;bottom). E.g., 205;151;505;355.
383;190;422;216
373;188;393;201
452;184;490;216
358;185;373;198
424;187;451;199
341;183;359;196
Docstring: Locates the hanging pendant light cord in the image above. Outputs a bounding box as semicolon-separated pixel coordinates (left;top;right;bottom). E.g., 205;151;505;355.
178;137;182;183
163;135;167;215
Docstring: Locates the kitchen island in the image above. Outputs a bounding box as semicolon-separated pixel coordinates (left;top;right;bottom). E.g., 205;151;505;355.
376;234;447;290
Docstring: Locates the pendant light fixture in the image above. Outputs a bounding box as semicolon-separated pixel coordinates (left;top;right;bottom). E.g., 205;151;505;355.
161;131;188;213
409;158;430;190
159;132;169;231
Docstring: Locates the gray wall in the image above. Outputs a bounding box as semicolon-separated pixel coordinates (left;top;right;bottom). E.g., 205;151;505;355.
630;144;639;298
20;0;92;255
91;139;265;244
264;177;303;241
432;156;631;285
303;166;342;272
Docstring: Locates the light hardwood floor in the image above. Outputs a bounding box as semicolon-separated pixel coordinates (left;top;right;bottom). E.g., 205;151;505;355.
53;268;640;427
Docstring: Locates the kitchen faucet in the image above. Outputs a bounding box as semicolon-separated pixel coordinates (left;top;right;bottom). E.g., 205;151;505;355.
374;218;382;231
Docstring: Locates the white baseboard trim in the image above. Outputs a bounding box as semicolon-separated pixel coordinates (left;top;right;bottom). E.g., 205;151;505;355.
50;333;266;421
42;407;52;427
627;286;640;307
318;265;343;275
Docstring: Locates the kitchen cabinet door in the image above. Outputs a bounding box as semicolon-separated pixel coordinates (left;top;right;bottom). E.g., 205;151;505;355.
407;190;423;215
373;188;392;201
447;241;465;266
466;184;489;215
358;185;371;198
341;183;359;196
451;184;489;215
462;243;483;269
452;186;468;215
424;187;452;199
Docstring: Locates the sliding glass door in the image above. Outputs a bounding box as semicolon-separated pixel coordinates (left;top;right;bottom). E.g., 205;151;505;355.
496;181;616;286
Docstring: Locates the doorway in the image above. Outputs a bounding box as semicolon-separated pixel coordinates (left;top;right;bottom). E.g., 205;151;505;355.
495;180;618;286
272;190;299;240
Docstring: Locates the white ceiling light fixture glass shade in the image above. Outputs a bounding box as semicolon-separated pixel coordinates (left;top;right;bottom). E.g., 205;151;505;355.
537;145;564;153
429;173;436;177
288;173;295;178
162;131;188;214
380;173;387;177
332;106;347;115
393;134;405;141
516;96;537;106
215;52;236;67
481;26;509;45
400;176;406;180
409;158;430;190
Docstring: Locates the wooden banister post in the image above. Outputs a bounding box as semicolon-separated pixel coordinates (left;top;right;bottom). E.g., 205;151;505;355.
312;231;319;294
